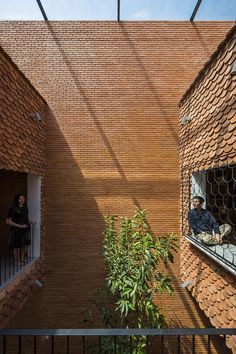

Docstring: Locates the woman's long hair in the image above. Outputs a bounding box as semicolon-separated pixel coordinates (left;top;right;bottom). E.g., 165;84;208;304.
12;193;27;212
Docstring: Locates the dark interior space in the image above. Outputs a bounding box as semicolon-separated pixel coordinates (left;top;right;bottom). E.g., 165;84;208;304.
0;169;27;255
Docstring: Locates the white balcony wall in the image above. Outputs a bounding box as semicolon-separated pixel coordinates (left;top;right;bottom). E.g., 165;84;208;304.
27;174;41;258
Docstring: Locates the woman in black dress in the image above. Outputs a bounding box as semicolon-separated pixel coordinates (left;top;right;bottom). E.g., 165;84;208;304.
6;194;30;266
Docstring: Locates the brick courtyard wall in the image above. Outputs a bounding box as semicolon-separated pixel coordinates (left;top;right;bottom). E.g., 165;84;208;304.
0;47;47;327
179;26;236;352
0;22;234;343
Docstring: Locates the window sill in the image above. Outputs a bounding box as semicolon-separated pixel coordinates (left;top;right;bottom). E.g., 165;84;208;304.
184;234;236;276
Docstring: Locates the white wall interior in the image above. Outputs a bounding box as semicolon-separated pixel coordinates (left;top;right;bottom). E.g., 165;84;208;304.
191;171;206;208
27;174;41;258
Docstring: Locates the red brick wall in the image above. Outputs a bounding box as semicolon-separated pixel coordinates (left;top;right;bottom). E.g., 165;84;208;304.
0;47;47;326
179;27;236;352
0;22;234;340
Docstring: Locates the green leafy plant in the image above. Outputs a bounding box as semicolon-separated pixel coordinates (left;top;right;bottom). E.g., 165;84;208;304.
81;208;178;353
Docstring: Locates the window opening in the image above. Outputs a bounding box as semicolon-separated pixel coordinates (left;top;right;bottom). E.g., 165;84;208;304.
187;164;236;275
0;170;41;288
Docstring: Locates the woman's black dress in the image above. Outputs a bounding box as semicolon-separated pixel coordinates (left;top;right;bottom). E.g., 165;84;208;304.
7;206;30;249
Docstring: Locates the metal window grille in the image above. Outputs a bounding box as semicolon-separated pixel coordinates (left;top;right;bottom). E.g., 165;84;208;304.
187;164;236;274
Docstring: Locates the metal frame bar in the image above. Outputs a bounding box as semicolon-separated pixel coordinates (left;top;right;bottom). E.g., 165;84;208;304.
1;329;233;354
1;328;236;336
190;0;203;21
36;0;48;21
117;0;120;21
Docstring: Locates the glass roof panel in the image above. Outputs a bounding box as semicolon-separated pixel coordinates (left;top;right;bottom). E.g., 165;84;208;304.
122;0;196;21
42;0;116;20
195;0;236;20
0;0;235;21
0;0;43;20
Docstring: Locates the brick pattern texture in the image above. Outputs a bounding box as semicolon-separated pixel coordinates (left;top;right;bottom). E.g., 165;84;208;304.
0;21;234;353
0;47;47;327
179;26;236;352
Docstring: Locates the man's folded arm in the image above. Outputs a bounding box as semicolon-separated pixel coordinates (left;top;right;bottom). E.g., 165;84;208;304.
209;212;220;234
188;211;202;235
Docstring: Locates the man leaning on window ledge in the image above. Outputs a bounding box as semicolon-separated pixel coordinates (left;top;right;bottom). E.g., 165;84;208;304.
188;196;231;245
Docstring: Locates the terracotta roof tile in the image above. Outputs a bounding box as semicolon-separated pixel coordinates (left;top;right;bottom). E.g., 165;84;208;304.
0;45;47;176
180;23;236;352
211;316;221;328
179;25;236;106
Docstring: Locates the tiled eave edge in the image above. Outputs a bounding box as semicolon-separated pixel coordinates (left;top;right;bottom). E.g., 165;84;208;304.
179;23;236;107
0;257;44;328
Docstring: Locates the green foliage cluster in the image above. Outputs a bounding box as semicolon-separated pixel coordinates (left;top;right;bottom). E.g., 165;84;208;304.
81;208;178;353
103;208;177;330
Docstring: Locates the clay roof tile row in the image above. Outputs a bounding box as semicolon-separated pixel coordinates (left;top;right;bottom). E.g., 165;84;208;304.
0;49;47;175
179;25;236;106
